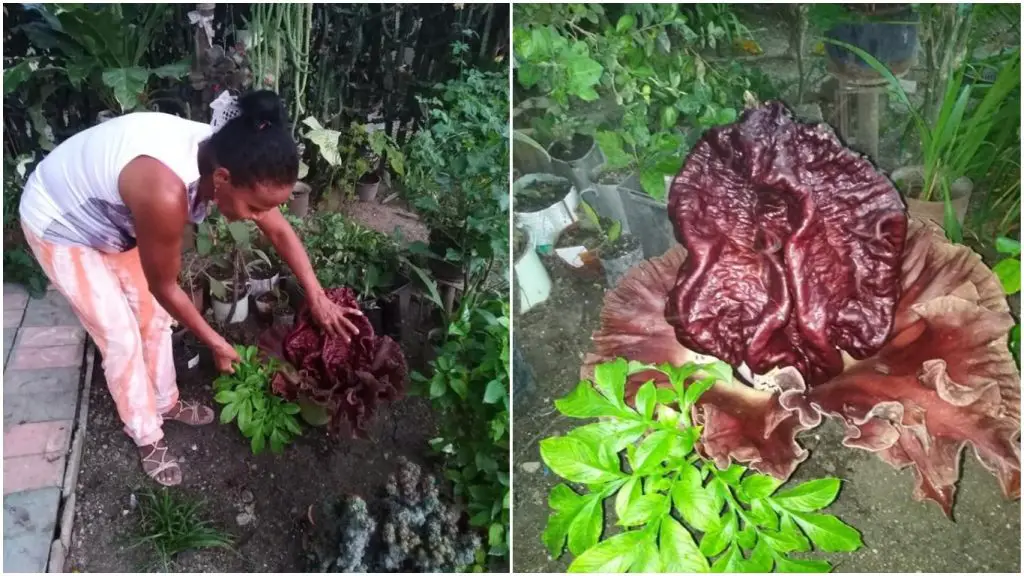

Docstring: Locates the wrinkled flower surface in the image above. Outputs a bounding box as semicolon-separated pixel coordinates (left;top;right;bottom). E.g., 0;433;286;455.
584;103;1020;515
261;287;407;435
667;102;907;384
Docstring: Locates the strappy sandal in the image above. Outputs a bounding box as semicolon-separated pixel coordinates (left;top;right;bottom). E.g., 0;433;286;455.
140;441;182;487
162;399;215;426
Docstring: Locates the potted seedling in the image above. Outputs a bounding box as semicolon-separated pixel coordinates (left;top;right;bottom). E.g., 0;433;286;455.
357;128;406;203
302;118;405;205
253;286;291;323
562;201;642;288
512;173;579;249
198;217;256;324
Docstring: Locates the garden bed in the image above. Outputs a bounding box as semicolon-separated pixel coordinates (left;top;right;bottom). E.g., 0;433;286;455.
66;345;439;572
511;263;1021;573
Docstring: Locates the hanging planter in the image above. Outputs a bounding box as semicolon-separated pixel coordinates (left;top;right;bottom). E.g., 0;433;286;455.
548;134;605;191
892;166;973;231
513;228;552;314
289;181;312;218
513;173;579;248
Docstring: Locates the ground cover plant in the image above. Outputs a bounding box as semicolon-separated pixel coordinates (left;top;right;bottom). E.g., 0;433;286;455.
542;358;862;572
129;488;234;571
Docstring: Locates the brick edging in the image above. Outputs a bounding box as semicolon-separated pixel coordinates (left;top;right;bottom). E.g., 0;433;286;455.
47;339;96;573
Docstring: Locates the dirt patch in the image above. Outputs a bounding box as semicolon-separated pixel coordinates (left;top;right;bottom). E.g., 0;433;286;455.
342;199;428;246
511;264;1021;573
67;335;439;572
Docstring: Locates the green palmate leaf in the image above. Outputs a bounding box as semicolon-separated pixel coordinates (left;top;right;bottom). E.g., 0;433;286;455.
632;430;674;474
540;436;622;484
567;494;604;555
102;66;150;112
748;498;779;530
748;538;774;572
698;509;736;557
618;493;667;527
615;477;642;521
543;484;587;556
774;478;841;512
635;381;657;421
775;555;832;572
789;511;862;553
593;358;629;408
568;530;646;573
992;258;1021;295
660;516;709;572
739;473;782;501
710;542;746;573
672;464;720;531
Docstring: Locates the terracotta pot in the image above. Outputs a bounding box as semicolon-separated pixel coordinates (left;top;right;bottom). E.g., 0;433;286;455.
892;166;973;230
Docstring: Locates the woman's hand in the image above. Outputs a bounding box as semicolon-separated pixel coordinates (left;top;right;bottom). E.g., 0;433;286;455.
310;291;362;342
212;340;241;374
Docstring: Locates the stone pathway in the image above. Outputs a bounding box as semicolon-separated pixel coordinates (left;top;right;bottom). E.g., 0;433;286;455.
3;283;92;573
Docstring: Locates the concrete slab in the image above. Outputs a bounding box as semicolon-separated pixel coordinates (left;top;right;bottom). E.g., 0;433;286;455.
5;307;25;328
21;296;77;328
4;292;29;310
7;344;84;371
3;389;79;426
4;283;29;296
3;453;67;495
15;327;86;348
3;487;61;573
4;329;16;368
4;421;73;458
2;367;82;396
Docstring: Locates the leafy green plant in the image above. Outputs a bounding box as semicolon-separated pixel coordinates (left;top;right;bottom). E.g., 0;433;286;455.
301;118;405;195
993;237;1021;367
3;248;49;298
196;214;272;301
595;130;687;200
6;4;190;113
213;345;303;454
412;295;510;561
129;488;234;571
541;358;863;572
578;201;622;249
826;39;1021;244
403;54;509;298
301;213;402;300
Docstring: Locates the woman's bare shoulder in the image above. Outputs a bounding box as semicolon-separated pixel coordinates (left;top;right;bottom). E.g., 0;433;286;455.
119;156;188;221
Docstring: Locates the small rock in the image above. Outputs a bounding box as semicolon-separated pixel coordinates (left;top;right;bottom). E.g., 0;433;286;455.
249;463;257;471
521;461;541;473
240;490;254;504
122;509;129;516
129;493;137;509
270;473;274;479
191;444;198;451
236;512;254;526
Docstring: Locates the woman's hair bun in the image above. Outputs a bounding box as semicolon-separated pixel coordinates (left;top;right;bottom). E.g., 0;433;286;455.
237;90;288;129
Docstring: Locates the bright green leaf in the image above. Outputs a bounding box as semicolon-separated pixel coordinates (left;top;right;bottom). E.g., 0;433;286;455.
568;530;646;573
636;381;657;421
632;430;674;474
540;436;622;484
774;478;841;512
740;473;782;501
775;555;832;572
710;542;746;573
993;258;1021;295
567;495;604;555
660;516;709;572
483;379;505;403
615;477;642;521
618;493;667;527
699;509;736;557
789;511;863;553
672;464;720;531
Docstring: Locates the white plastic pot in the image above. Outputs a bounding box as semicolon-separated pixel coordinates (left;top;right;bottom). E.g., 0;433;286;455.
249;273;280;298
513;174;580;248
212;288;251;324
514;237;552;314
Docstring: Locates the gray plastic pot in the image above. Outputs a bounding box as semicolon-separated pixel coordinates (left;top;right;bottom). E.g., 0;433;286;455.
584;183;632;235
548;134;605;192
289;181;312;217
513;173;580;248
600;237;644;289
356;174;381;202
618;182;678;260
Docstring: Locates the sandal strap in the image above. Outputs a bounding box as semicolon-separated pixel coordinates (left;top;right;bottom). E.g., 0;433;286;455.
141;444;179;478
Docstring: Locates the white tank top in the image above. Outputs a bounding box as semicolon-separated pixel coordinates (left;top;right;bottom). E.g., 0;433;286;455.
19;112;213;253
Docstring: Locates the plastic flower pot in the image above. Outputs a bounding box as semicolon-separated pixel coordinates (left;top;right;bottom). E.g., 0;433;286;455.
212;285;252;324
248;266;280;298
618;181;679;260
552;222;604;281
172;327;201;373
356;173;381;202
513;173;580;248
288;181;312;218
824;5;919;80
599;234;644;289
513;232;552;314
548;134;606;191
587;174;632;235
892;166;973;231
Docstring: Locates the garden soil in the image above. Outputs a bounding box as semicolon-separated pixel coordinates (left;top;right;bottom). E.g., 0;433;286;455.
67;343;439;572
512;265;1021;573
